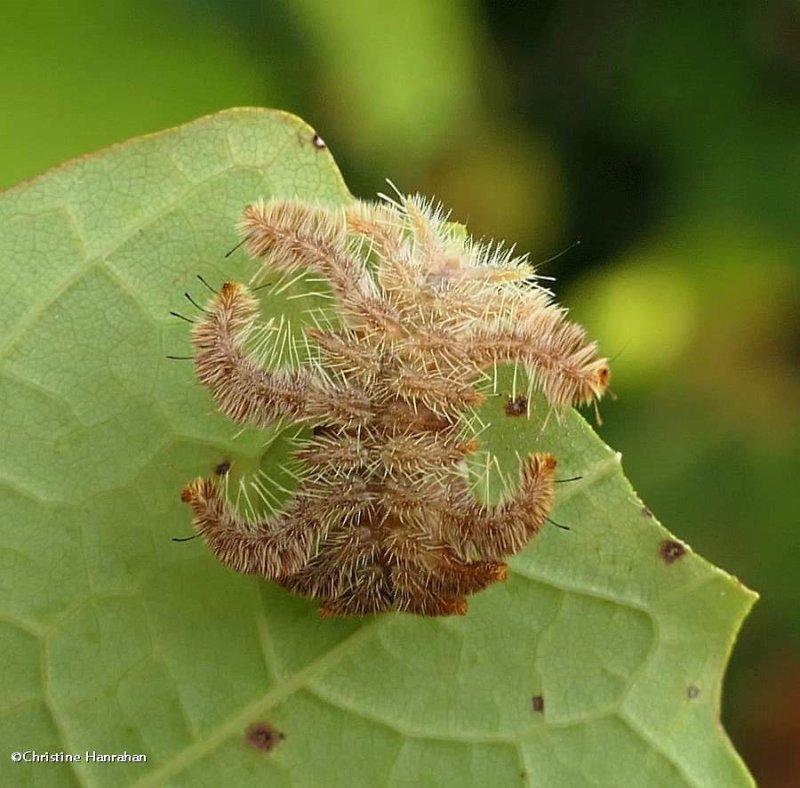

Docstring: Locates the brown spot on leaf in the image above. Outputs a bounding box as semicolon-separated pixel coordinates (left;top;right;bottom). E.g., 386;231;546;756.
641;506;653;518
659;539;686;563
245;722;285;753
312;132;327;150
688;685;701;699
505;395;528;417
215;460;231;476
531;695;544;712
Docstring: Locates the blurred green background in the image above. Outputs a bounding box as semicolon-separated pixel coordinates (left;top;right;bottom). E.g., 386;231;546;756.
2;1;798;783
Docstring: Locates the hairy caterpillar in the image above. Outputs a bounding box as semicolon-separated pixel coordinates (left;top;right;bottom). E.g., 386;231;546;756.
180;192;608;617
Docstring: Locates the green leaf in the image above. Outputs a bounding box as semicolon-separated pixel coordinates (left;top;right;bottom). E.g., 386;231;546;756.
0;109;756;787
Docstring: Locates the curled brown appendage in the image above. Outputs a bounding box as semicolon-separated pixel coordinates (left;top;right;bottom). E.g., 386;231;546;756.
465;317;610;408
181;478;318;577
425;558;509;598
241;200;404;335
191;282;310;427
444;453;558;561
191;282;379;431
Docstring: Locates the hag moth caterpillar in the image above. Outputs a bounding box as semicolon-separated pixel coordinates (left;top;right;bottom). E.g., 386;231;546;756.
180;192;609;617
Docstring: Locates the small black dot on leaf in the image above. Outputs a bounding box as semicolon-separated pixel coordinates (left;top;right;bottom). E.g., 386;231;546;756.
245;722;285;753
687;685;701;699
215;460;231;476
659;539;686;563
531;695;544;712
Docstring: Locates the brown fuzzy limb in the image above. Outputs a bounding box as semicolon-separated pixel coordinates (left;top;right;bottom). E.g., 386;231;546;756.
345;201;419;303
426;559;509;597
444;453;558;560
375;400;456;434
277;511;384;603
242;200;405;335
191;281;376;431
191;282;310;426
303;379;375;428
386;553;469;616
316;565;394;617
305;327;383;386
378;433;479;476
465;314;610;407
181;478;317;577
345;201;402;257
395;588;469;617
387;363;485;415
